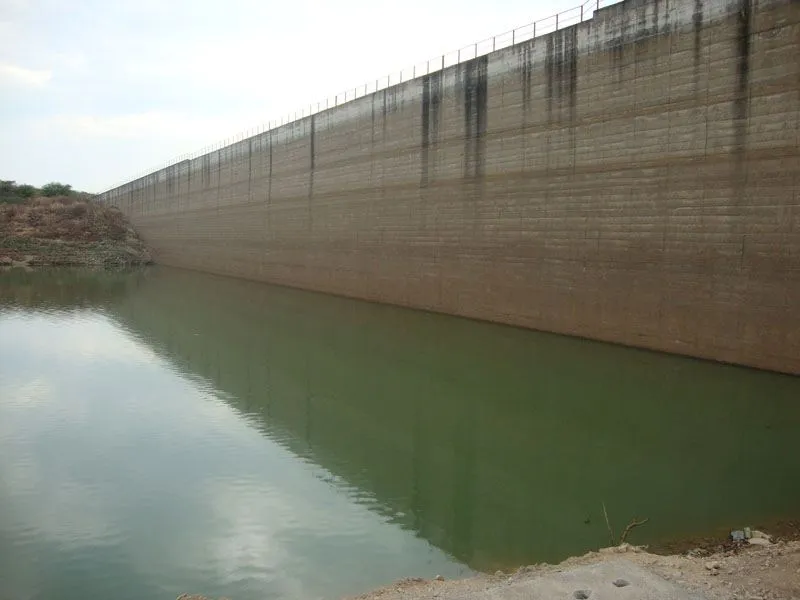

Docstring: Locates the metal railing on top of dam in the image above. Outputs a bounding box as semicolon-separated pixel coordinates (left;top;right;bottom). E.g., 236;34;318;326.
102;0;621;194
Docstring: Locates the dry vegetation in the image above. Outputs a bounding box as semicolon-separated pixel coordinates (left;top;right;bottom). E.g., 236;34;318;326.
0;196;151;268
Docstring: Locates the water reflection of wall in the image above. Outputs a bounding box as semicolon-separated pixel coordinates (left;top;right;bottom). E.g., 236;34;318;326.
112;267;800;570
0;269;131;310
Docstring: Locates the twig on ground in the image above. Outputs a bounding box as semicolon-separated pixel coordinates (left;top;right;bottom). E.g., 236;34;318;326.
602;501;616;546
601;502;649;546
619;517;649;545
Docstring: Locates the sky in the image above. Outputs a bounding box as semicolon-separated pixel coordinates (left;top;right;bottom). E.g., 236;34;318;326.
1;0;582;193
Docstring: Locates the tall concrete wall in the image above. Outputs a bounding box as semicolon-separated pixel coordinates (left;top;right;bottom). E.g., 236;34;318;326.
100;0;800;374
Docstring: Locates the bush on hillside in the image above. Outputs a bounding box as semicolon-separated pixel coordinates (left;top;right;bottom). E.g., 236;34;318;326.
0;180;31;204
0;197;129;243
40;182;73;197
1;180;91;204
16;184;38;198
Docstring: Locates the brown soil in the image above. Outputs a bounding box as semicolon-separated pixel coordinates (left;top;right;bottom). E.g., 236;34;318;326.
348;540;800;600
651;519;800;557
0;197;151;268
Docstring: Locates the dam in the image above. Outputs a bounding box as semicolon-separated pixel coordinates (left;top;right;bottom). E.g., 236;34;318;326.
98;0;800;374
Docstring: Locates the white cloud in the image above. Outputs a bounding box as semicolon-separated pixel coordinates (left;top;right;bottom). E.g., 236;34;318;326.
0;63;51;87
46;111;268;144
0;0;590;191
0;0;30;18
52;51;88;72
48;112;185;139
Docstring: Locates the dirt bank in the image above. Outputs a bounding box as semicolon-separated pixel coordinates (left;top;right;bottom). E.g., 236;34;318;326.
0;197;151;269
350;540;800;600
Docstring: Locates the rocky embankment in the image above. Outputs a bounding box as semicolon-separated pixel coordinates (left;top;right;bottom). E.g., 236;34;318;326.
0;198;151;268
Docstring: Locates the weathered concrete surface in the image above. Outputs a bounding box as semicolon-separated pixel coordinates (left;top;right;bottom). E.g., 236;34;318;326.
100;0;800;374
465;559;707;600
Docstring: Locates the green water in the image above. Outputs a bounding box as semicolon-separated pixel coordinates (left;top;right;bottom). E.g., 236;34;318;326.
1;267;799;600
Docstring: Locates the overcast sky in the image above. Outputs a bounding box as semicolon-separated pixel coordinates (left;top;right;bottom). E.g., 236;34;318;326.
1;0;583;192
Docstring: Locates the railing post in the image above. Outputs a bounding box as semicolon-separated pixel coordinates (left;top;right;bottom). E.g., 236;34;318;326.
597;0;599;11
512;28;515;44
556;12;559;29
441;55;445;70
413;65;416;78
493;36;496;51
534;21;536;37
581;5;584;21
458;48;461;63
474;42;478;57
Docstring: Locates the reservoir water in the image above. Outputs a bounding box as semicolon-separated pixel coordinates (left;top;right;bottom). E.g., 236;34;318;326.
1;267;799;600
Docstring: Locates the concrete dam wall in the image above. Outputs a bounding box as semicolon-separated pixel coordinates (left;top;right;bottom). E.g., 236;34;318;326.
99;0;800;374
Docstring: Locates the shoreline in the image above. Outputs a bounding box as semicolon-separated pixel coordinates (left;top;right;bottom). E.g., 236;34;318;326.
347;540;800;600
179;527;800;600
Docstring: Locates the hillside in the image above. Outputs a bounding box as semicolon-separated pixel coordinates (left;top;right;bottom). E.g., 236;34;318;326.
0;197;152;268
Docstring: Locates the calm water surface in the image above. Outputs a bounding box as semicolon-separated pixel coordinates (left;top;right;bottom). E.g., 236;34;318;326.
1;267;799;600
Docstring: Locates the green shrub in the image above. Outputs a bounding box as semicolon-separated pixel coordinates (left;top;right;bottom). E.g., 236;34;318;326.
41;182;73;197
16;184;38;198
0;180;27;204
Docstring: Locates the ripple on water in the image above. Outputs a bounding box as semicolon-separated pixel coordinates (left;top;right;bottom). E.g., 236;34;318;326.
5;268;799;600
